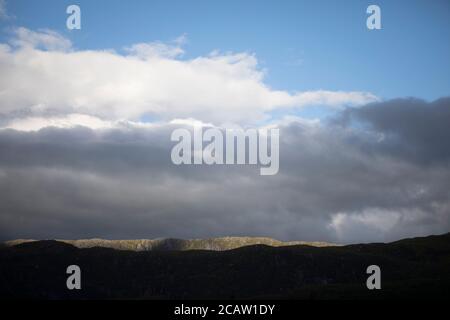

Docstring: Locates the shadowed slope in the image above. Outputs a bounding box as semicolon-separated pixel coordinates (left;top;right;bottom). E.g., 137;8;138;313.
0;233;449;299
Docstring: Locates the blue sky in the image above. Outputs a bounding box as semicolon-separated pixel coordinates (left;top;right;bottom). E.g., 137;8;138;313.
1;0;450;102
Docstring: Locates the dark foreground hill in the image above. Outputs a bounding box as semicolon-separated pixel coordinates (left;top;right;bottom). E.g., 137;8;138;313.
0;233;449;299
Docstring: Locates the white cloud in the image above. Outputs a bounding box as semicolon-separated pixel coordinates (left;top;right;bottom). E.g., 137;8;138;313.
126;41;184;59
10;27;72;51
126;34;188;59
328;208;433;243
0;0;8;20
3;114;114;131
0;27;378;127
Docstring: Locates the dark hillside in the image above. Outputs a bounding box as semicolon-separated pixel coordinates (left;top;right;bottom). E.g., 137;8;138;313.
1;233;449;299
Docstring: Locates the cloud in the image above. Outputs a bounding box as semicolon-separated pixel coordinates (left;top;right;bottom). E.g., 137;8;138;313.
9;27;72;51
328;208;433;244
0;27;447;244
0;98;449;243
338;97;450;165
0;0;9;20
2;114;114;131
126;42;184;59
0;28;378;127
125;34;187;59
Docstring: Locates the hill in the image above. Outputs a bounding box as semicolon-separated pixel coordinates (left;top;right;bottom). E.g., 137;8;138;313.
0;233;449;299
4;236;336;251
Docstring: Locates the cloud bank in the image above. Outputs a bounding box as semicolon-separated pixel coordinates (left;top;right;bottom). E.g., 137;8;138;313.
0;0;8;20
0;28;377;127
0;98;449;243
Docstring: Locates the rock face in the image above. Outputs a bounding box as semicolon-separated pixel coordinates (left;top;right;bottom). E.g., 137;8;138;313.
4;237;337;251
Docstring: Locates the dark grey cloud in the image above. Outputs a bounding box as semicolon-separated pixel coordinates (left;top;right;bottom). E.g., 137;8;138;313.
338;97;450;165
0;98;449;243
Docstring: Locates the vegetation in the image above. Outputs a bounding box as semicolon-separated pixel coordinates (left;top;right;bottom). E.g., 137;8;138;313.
0;233;449;299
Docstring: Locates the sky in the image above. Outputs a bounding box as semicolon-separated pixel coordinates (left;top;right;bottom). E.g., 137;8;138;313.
2;0;450;101
0;0;449;243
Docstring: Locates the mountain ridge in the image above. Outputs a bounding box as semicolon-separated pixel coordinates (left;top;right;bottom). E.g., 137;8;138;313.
1;232;449;299
3;236;338;251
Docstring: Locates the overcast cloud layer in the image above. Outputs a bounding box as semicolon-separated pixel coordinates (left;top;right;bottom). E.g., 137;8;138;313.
0;97;449;243
0;28;449;243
